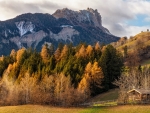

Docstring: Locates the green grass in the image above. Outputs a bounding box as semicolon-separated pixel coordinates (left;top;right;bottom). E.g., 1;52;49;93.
1;105;150;113
79;107;107;113
88;88;119;102
0;105;107;113
93;101;117;107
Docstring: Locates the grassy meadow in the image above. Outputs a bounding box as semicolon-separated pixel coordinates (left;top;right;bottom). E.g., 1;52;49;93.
0;105;150;113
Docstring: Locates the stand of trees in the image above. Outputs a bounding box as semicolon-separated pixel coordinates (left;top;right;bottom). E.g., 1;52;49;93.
0;42;123;106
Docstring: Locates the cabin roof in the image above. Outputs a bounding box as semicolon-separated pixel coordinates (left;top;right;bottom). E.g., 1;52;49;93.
127;88;150;94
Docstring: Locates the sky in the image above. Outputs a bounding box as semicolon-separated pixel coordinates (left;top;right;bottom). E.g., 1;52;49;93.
0;0;150;37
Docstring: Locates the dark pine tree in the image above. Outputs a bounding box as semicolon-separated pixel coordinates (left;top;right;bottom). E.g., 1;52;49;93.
99;45;123;90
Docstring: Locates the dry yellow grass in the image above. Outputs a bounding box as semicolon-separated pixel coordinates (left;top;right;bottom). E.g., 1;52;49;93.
1;105;150;113
107;105;150;113
0;105;85;113
117;31;150;52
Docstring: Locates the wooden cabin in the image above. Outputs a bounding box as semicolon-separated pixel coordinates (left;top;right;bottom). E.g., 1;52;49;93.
127;89;150;103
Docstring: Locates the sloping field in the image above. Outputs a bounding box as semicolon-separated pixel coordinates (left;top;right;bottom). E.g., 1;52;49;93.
117;31;150;52
0;105;150;113
88;88;119;102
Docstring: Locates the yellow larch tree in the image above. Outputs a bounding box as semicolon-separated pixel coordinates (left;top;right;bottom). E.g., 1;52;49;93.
77;74;90;101
10;49;16;61
54;48;61;62
86;45;93;56
85;62;92;74
95;42;101;51
40;44;50;63
60;45;68;59
91;62;104;88
16;48;26;64
76;45;86;58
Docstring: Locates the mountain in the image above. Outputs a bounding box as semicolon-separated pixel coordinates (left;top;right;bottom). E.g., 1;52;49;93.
0;8;119;55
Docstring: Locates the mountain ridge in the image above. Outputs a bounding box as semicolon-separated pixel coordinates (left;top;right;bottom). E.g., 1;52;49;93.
0;8;119;55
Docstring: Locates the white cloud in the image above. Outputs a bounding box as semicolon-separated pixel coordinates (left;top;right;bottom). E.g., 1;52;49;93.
96;0;150;37
127;26;150;37
116;23;150;37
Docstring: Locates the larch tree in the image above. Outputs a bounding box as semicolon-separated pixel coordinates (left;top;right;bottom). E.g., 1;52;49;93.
39;75;55;104
16;48;26;65
95;42;101;51
9;61;21;80
60;45;68;59
85;62;92;74
85;62;104;95
77;74;90;101
40;44;50;63
14;48;27;79
0;71;17;105
54;73;72;105
18;72;37;104
54;48;61;62
76;45;86;58
91;62;104;88
10;49;16;61
6;64;13;74
86;45;93;56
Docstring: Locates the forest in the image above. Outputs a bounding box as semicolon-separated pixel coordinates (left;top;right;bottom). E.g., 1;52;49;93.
0;42;123;106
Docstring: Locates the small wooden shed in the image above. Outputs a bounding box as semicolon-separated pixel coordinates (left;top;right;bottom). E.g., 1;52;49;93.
127;89;150;103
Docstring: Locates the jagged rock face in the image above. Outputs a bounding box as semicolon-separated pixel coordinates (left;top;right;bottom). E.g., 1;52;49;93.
53;8;102;28
0;8;120;55
15;21;35;36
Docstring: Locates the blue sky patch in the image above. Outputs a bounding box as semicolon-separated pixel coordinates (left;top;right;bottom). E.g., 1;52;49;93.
127;14;150;26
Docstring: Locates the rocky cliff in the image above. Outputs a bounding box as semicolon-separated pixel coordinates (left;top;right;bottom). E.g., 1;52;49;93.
0;8;119;55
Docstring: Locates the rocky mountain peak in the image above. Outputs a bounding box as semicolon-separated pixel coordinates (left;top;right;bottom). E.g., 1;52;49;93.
0;8;120;55
53;8;102;28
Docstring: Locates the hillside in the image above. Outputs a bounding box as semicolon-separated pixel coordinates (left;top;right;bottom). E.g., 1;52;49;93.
111;31;150;65
115;31;150;51
88;88;119;102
